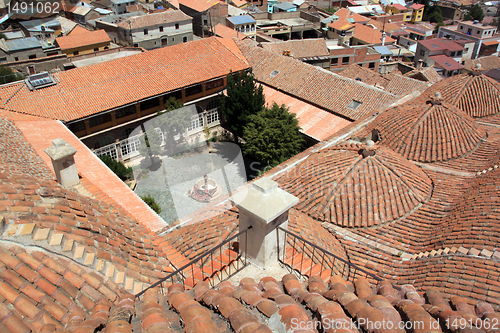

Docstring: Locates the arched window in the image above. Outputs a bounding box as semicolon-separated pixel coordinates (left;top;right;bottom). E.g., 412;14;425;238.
120;128;135;140
251;24;255;31
196;105;204;113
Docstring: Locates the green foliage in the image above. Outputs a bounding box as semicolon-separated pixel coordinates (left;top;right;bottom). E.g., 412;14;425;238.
492;18;500;29
157;98;190;154
434;21;444;33
139;128;162;158
0;66;24;85
426;4;443;24
242;103;305;168
464;3;484;22
0;33;6;40
220;70;265;143
163;97;184;112
140;194;162;214
99;155;132;180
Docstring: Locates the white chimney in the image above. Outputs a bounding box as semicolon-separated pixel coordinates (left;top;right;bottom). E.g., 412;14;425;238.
381;31;386;46
44;139;79;188
231;178;299;269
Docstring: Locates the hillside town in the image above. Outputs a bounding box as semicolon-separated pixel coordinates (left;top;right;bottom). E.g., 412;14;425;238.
0;0;499;332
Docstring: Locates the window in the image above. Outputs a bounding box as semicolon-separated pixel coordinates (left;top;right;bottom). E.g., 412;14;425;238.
347;100;362;110
115;105;137;119
457;50;462;56
73;51;79;55
187;113;204;131
460;25;463;30
140;98;160;111
477;30;480;34
331;58;338;66
28;54;36;59
206;78;223;90
467;28;472;35
369;62;375;69
14;57;18;61
45;33;51;38
207;99;220;111
0;57;6;63
172;37;175;41
207;109;219;124
450;51;456;57
183;36;187;43
159;26;163;32
164;90;183;104
94;48;99;51
186;84;202;97
465;48;469;53
144;28;148;35
420;49;425;56
68;121;86;133
89;113;112;128
134;44;138;47
175;23;179;30
342;56;349;65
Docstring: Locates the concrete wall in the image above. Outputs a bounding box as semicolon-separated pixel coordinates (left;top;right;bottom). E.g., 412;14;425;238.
129;19;193;49
0;47;46;62
1;54;68;75
62;41;111;57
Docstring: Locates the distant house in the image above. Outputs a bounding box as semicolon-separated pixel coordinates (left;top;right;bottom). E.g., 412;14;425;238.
437;21;500;59
19;18;61;40
178;0;228;37
351;24;395;46
226;15;256;39
385;3;413;21
262;38;331;69
414;38;466;77
111;0;138;14
56;29;111;57
408;3;424;23
0;36;62;64
273;2;296;12
66;5;103;26
116;10;193;49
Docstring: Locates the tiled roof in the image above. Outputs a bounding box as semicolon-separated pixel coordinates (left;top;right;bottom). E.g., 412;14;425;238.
329;18;354;31
214;23;240;39
353;23;396;45
366;19;404;33
419;38;465;52
404;66;443;83
238;40;396;121
334;7;370;24
178;0;220;12
68;25;91;35
261;38;330;59
55;29;111;50
262;84;352;141
339;64;427;96
463;54;500;72
365;96;487;162
116;10;192;29
275;142;433;227
430;54;464;71
423;73;500;119
0;37;249;122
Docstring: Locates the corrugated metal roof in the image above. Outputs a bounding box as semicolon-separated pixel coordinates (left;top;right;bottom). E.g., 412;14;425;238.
6;37;41;51
373;45;392;56
274;2;296;10
227;15;256;25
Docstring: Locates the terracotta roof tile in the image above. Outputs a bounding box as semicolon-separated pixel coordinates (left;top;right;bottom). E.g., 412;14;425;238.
116;9;192;29
365;96;487;162
0;37;249;122
238;40;396;121
463;55;500;72
214;23;240;39
55;29;111;50
261;38;330;59
404;66;442;84
353;23;396;45
178;0;220;12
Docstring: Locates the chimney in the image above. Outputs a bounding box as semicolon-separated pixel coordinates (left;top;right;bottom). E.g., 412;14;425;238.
44;139;80;188
381;31;386;46
417;58;423;70
231;177;299;269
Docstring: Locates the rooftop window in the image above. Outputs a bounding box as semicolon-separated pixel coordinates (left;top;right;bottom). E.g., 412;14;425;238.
347;100;362;110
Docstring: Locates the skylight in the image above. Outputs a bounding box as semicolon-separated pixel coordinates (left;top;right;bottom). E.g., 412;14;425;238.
431;44;438;48
26;72;57;90
270;70;279;77
444;62;451;67
347;100;362;110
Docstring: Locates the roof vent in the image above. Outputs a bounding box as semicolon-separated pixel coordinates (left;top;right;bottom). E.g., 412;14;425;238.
359;147;376;158
428;91;442;105
472;63;483;76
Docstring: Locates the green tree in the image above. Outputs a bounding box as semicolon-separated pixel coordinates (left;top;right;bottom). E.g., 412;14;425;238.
464;3;484;21
220;70;265;143
140;194;162;214
157;97;191;155
242;103;305;168
139;127;162;162
99;155;132;180
0;66;24;84
0;33;6;40
492;18;500;29
426;4;443;24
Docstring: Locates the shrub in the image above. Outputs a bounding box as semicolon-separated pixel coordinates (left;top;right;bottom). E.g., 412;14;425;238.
140;194;162;214
99;155;132;180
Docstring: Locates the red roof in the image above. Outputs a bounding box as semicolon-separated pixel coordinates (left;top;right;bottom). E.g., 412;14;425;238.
0;37;249;122
353;23;396;44
430;54;465;71
419;38;465;52
390;3;407;10
55;29;110;50
410;3;424;9
178;0;220;12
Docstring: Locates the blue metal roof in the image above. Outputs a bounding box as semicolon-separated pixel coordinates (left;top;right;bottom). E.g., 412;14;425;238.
274;2;296;10
373;45;393;56
111;0;136;4
227;15;256;25
6;37;41;51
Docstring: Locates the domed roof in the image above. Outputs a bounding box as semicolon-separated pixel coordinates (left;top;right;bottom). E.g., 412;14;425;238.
424;73;500;119
275;143;432;227
366;94;487;163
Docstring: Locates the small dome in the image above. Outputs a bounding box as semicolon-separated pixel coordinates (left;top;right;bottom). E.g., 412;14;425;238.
424;73;500;119
275;143;432;228
366;95;486;163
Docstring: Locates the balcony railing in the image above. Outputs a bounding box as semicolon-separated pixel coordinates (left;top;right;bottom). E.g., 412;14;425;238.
135;226;252;298
277;226;385;284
